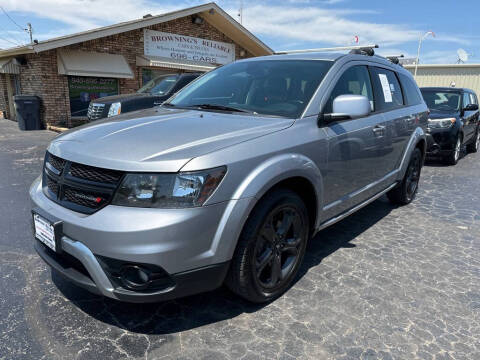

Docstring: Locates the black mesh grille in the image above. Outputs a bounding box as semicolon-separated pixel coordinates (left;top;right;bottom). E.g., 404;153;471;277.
63;186;106;209
46;176;58;195
47;153;66;173
69;163;122;184
42;153;123;214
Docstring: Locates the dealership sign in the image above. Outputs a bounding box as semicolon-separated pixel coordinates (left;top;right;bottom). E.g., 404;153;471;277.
144;29;235;65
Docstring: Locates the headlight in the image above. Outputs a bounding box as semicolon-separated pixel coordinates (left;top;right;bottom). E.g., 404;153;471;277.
111;167;226;208
428;118;455;129
108;102;122;117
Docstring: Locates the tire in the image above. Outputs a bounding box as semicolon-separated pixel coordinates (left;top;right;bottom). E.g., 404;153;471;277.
466;128;480;153
225;188;309;303
387;148;422;205
444;135;462;165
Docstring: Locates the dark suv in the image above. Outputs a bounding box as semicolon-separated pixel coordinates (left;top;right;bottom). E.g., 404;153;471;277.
87;73;200;121
421;87;480;165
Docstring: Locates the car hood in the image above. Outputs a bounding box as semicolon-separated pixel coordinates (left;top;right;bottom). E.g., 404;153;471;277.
48;107;294;172
90;93;158;105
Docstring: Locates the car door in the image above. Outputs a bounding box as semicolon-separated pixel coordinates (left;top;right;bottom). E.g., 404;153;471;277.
471;93;480;132
369;66;411;177
321;64;386;217
462;92;475;141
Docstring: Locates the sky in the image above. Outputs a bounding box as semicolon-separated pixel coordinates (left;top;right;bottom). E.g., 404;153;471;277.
0;0;479;64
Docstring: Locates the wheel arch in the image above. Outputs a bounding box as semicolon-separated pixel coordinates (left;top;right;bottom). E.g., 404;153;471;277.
209;153;324;264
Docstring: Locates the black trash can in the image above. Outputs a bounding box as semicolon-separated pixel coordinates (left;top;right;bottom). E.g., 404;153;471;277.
14;95;42;130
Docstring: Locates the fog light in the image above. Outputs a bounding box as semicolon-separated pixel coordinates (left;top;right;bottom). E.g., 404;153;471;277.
120;265;151;290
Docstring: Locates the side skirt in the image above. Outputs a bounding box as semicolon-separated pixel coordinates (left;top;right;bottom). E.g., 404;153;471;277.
314;182;398;234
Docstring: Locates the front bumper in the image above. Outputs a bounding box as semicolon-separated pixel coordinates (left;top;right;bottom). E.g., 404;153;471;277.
426;128;458;155
30;176;250;302
34;239;229;303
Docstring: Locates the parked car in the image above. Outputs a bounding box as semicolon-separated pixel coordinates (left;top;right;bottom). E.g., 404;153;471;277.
87;73;201;120
30;49;428;303
421;87;480;165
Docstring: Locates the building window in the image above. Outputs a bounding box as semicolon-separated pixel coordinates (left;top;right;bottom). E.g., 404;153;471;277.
68;76;118;117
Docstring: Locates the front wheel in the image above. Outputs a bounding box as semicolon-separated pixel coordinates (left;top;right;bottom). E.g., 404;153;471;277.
387;148;422;205
444;135;462;165
225;188;309;303
466;129;480;153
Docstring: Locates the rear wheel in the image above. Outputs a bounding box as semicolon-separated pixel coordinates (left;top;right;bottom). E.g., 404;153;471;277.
444;135;462;165
387;148;422;205
225;188;309;303
466;128;480;153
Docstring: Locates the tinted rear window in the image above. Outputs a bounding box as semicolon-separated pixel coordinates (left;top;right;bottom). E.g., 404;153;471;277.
370;67;404;111
398;73;423;106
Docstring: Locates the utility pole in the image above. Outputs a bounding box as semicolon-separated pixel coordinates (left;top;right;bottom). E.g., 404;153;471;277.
238;0;243;24
27;23;33;43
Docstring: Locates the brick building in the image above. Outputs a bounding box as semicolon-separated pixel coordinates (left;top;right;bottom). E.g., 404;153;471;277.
0;2;272;128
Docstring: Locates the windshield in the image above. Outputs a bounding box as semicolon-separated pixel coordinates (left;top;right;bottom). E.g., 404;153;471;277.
421;90;461;112
138;75;178;95
168;60;333;118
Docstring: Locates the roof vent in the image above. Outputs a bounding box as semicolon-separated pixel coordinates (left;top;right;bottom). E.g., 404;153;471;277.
143;14;152;18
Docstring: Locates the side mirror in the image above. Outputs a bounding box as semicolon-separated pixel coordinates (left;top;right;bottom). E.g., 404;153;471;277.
319;94;371;125
464;103;479;111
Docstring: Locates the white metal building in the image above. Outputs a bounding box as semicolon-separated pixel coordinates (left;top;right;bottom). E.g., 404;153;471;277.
404;64;480;96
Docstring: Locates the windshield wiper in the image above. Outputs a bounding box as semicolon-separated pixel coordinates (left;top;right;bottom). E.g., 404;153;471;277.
191;103;253;113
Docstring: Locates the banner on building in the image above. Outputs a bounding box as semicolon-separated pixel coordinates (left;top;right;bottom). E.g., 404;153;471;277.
144;29;235;65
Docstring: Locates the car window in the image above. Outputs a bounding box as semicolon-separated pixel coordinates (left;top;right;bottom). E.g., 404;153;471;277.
398;73;423;106
323;65;374;114
169;60;333;118
463;92;471;108
370;67;404;111
469;93;477;105
421;90;461;112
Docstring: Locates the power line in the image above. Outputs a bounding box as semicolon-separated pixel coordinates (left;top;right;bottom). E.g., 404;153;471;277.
0;33;22;47
0;22;26;45
0;6;26;32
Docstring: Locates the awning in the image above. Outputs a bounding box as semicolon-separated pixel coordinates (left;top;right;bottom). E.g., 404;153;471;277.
136;55;216;72
57;50;134;78
0;57;20;74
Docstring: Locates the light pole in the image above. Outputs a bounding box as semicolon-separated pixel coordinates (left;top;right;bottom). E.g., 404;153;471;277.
414;31;435;78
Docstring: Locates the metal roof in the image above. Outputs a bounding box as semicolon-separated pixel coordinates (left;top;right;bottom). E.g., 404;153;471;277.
0;2;273;58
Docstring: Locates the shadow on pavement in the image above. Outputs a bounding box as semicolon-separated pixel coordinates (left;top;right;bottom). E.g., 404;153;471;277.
52;197;395;335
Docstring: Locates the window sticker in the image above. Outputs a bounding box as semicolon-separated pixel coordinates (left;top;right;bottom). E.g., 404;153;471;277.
378;73;393;103
390;83;395;92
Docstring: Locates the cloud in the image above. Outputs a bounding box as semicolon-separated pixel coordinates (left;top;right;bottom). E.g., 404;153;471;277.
231;4;471;50
0;0;180;33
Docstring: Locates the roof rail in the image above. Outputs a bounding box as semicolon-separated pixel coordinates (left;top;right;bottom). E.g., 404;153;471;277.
385;54;404;65
275;44;379;55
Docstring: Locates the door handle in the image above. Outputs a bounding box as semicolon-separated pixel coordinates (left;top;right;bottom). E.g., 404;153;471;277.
373;125;386;134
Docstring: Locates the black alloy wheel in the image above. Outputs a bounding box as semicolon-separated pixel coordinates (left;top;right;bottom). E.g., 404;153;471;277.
226;188;309;303
445;135;462;165
404;149;422;202
467;128;480;153
387;147;422;205
253;206;304;291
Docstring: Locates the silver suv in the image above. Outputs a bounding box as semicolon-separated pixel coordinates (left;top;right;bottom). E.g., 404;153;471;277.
30;49;428;303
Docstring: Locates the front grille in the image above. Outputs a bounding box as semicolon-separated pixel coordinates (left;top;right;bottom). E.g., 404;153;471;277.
63;186;106;209
43;152;123;214
46;175;59;195
69;163;122;184
87;103;106;120
47;153;66;172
